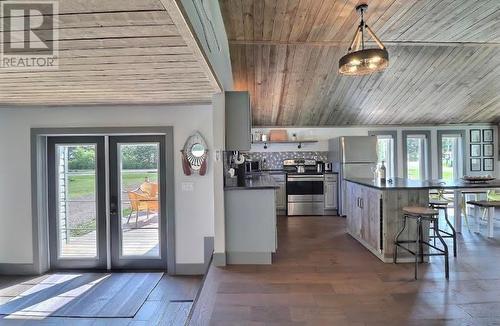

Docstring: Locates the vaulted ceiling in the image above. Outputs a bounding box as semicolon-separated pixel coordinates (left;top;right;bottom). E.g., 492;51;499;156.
219;0;500;126
0;0;221;106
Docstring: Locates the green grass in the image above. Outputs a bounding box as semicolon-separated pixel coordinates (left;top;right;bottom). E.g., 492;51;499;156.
67;171;158;199
407;162;455;180
442;166;453;180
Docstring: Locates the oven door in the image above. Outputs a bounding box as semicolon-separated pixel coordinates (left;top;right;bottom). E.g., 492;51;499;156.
287;175;324;215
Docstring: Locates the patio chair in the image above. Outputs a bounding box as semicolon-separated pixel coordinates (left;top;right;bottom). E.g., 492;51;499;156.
140;181;158;198
127;191;158;227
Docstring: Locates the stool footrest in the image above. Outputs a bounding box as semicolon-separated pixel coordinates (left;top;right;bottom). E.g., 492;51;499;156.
395;244;447;257
395;240;447;255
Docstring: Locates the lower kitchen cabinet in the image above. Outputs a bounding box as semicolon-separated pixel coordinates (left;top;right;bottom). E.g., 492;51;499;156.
224;188;277;264
346;182;381;252
324;173;338;213
345;180;429;262
271;173;287;213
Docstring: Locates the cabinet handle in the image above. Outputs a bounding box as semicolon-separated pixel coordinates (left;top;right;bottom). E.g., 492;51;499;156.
357;198;363;209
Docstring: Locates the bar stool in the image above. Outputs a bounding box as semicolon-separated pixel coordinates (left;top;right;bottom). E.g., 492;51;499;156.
429;200;457;257
394;206;449;280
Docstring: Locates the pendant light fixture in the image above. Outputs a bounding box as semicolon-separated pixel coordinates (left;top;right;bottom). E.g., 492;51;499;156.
339;4;389;76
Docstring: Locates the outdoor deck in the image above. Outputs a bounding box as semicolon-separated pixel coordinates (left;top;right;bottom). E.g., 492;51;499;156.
60;213;159;258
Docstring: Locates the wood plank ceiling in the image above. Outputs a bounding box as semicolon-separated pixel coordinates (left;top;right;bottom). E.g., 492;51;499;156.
0;0;221;105
220;0;500;126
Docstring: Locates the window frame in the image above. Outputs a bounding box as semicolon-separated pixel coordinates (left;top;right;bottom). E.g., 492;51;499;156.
437;130;466;179
368;130;398;177
402;130;431;180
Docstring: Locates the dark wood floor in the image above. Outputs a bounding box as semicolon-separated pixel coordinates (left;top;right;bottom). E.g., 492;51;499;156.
0;273;201;325
189;215;500;325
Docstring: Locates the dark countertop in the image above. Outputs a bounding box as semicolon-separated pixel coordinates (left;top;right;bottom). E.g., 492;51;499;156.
224;173;280;190
261;169;287;174
345;177;500;190
261;169;338;175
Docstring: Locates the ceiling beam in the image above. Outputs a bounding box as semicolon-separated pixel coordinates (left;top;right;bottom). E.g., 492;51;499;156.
158;0;222;92
228;40;500;48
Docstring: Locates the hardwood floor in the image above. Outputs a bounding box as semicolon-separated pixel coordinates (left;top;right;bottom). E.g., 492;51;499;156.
0;273;201;325
189;215;500;325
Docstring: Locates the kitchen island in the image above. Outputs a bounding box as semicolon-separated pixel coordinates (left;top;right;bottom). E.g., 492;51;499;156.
224;173;279;264
345;177;500;262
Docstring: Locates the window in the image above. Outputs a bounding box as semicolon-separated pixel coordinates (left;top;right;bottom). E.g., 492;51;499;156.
403;131;430;180
438;131;464;180
369;130;398;178
376;135;395;178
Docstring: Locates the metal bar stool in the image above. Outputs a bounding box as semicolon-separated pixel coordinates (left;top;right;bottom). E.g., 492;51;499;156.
429;200;457;257
394;206;449;280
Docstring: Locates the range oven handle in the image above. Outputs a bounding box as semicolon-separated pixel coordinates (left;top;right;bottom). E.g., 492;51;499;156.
288;177;324;182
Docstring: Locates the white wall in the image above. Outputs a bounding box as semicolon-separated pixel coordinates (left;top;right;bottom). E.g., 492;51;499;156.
211;94;226;258
251;124;499;178
0;105;215;265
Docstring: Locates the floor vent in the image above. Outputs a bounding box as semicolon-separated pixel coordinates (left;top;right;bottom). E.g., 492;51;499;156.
170;299;194;303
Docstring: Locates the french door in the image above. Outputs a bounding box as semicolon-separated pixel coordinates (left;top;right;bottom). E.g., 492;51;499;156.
109;136;167;269
48;137;107;269
47;135;167;270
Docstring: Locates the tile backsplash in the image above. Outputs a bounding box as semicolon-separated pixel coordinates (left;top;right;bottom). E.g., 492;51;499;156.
246;151;328;170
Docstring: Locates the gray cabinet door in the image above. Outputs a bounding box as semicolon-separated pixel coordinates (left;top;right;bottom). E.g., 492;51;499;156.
361;187;381;252
324;181;337;209
276;182;286;210
225;91;251;151
346;182;362;238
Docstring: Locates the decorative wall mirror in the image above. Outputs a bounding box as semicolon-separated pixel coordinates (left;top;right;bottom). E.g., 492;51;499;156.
181;131;209;176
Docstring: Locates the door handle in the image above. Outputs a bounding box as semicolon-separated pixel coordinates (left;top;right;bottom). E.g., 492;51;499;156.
110;196;118;215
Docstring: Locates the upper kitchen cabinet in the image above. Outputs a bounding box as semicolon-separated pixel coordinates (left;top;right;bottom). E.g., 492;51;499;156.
225;91;251;151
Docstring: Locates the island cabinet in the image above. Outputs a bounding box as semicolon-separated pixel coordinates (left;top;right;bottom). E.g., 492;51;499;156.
346;182;382;254
345;180;429;262
224;174;279;265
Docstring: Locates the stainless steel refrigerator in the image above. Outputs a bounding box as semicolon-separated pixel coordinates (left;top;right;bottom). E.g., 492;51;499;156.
328;136;378;216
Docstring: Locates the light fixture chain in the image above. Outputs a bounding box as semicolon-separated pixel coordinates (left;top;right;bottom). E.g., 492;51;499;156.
360;6;365;50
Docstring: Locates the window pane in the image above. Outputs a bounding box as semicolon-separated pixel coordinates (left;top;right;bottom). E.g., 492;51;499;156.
119;143;160;257
56;144;97;258
442;135;462;180
377;137;394;177
407;137;423;180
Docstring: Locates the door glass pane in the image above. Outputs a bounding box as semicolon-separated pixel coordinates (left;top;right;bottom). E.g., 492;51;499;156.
119;143;160;257
407;137;425;180
56;144;97;258
442;135;461;180
376;137;394;177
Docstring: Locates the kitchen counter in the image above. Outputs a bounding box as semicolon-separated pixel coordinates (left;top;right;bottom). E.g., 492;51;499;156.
224;173;280;190
345;176;500;263
261;169;338;176
224;175;278;265
346;177;500;190
261;169;286;174
345;179;429;263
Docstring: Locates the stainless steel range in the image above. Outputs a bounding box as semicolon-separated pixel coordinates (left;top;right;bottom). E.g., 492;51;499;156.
283;159;324;216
